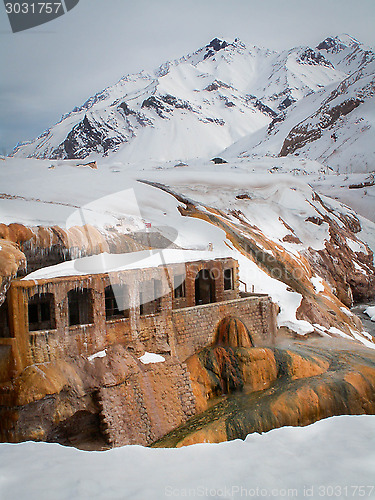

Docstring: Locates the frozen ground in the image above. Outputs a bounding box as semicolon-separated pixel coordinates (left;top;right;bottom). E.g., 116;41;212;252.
0;415;374;500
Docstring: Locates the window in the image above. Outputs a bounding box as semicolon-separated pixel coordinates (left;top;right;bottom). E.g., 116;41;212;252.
174;275;186;299
68;289;94;326
224;268;234;291
195;269;215;305
28;293;56;331
105;284;130;320
140;279;162;316
0;300;10;338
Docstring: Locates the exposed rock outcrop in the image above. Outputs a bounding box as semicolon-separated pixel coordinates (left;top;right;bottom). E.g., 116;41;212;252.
0;240;26;305
279;98;363;157
0;346;195;448
305;194;375;304
0;221;179;275
154;342;375;447
3;337;373;451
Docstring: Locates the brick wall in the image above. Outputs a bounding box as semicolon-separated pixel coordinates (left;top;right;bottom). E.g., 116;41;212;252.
172;296;277;361
99;358;196;446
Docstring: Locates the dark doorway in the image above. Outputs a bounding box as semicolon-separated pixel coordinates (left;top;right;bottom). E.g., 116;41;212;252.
195;269;215;305
28;293;56;332
68;289;94;326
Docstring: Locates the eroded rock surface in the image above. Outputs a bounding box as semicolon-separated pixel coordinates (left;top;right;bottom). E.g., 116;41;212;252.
0;240;26;305
0;345;195;448
154;341;375;448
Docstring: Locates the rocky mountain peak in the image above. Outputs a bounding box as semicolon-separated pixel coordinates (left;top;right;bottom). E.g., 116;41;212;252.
203;37;230;59
297;47;334;68
10;33;373;165
317;34;360;53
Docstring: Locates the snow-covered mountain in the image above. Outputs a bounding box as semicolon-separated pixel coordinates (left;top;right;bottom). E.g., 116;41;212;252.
223;35;375;173
12;36;356;164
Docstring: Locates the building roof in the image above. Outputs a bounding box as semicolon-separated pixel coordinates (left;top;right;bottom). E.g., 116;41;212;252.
22;249;234;281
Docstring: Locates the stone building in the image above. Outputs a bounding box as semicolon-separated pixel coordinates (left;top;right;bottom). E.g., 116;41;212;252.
0;255;276;379
0;253;278;446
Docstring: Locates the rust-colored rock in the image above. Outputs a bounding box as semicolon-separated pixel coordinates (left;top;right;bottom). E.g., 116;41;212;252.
215;317;254;348
0;240;26;304
154;343;375;448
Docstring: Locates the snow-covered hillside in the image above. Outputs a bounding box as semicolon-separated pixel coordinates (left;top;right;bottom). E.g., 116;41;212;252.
1;155;374;346
223;35;375;173
11;36;349;164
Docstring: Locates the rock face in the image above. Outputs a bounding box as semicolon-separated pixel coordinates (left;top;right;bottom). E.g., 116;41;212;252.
0;346;195;447
279;98;363;157
0;240;26;305
167;185;374;342
0;221;179;275
154;342;375;448
3;334;374;451
294;193;375;306
215;317;254;348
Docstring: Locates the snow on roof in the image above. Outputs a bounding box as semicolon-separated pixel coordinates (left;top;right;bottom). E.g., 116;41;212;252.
22;249;233;281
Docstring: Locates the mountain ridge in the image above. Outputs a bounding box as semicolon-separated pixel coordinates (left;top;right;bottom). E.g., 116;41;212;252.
223;35;375;173
11;35;373;170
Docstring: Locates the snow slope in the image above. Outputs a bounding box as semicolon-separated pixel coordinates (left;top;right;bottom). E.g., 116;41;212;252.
0;415;374;500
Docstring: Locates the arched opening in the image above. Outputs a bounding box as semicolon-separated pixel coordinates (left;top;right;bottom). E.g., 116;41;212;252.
215;317;254;348
195;269;215;305
0;299;10;337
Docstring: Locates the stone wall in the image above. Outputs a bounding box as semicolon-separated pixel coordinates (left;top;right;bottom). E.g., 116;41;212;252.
172;296;277;361
98;358;196;446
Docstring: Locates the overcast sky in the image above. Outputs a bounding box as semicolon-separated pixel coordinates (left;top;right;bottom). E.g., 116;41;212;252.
1;0;374;154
